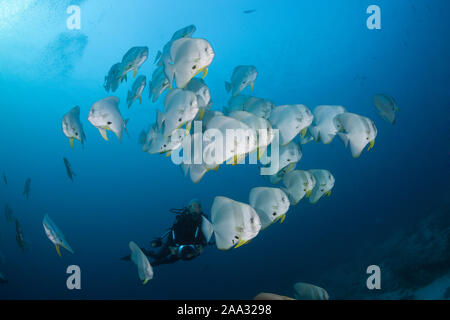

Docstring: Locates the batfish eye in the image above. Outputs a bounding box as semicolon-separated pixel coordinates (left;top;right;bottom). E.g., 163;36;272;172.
75;132;79;136
107;121;112;125
321;189;324;192
178;118;182;122
192;65;197;70
272;212;277;216
287;158;291;162
163;144;167;147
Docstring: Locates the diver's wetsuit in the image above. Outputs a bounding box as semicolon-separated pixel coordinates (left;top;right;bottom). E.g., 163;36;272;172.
147;209;208;266
121;208;209;266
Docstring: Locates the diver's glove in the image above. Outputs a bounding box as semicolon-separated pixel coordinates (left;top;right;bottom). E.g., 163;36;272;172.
150;238;163;248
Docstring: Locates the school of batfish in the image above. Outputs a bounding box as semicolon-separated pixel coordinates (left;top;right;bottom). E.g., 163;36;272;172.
4;25;399;294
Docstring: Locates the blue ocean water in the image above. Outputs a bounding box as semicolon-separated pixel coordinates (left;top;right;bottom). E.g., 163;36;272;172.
0;0;449;299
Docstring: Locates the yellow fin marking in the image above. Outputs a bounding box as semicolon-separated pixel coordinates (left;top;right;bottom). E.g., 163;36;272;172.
55;245;62;257
202;67;208;78
234;239;247;249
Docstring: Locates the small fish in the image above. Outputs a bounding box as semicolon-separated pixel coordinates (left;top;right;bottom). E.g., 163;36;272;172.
374;94;399;124
269;104;313;146
308;170;335;204
104;62;122;92
119;46;149;81
4;204;13;223
225;65;258;96
15;219;29;252
224;95;274;119
63;158;76;181
184;78;212;120
23;178;31;200
129;241;153;285
249;187;290;230
243;9;256;14
62;106;86;148
2;172;6;185
211;196;261;250
228;110;274;158
161;89;199;136
88;96;129;142
141;112;188;155
203;114;258;167
155;25;197;66
282;170;316;205
148;66;170;102
164;38;215;89
309;105;346;144
43;214;74;257
294;282;329;300
334;113;377;158
127;75;147;108
267;141;302;184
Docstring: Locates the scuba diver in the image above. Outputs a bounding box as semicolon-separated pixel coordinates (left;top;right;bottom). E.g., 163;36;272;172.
122;199;213;266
